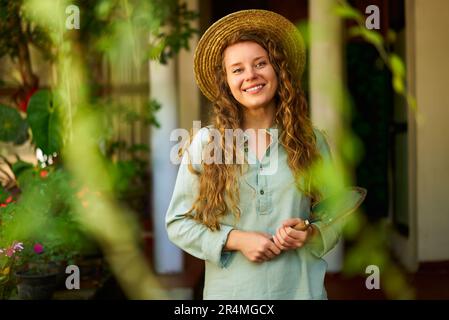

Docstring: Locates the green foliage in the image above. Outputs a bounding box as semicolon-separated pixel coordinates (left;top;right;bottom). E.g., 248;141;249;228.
390;54;406;94
119;99;161;128
1;166;95;275
346;42;391;220
334;0;416;299
106;139;150;213
334;2;364;22
344;220;415;298
0;0;198;149
143;99;162;128
0;156;98;298
111;160;140;195
0;0;198;298
0;0;53;60
27;90;63;155
0;90;64;162
0;104;29;144
80;0;198;64
156;1;199;64
11;160;34;179
336;0;416;112
348;26;384;48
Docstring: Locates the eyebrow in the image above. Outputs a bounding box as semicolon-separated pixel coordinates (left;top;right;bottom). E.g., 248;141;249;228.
228;56;267;68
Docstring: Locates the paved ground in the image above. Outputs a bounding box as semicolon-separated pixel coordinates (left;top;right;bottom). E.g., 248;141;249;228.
325;261;449;300
88;259;449;300
99;235;449;300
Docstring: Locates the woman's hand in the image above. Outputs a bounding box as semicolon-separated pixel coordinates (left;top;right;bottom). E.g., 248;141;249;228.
272;218;313;251
225;230;281;263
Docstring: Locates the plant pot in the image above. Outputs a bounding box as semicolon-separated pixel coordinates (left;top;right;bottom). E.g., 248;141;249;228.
15;271;59;300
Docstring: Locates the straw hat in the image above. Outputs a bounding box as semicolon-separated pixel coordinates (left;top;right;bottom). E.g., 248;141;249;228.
194;9;306;102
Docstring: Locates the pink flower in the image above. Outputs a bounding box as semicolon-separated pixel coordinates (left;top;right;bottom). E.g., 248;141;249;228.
13;242;24;251
5;247;14;257
0;241;24;257
33;243;44;254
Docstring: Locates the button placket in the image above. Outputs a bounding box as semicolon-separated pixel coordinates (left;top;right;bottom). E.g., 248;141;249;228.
257;166;271;215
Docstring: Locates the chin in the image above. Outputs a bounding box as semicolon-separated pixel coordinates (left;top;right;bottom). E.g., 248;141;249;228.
242;99;271;109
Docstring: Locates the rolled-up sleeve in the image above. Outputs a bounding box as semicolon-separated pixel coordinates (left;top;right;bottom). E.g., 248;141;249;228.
307;128;341;258
165;128;235;268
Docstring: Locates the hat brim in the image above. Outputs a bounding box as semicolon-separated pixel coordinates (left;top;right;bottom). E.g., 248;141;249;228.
194;9;306;102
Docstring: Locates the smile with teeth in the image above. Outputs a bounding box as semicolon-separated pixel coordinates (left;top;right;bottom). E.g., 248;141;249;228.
244;84;264;93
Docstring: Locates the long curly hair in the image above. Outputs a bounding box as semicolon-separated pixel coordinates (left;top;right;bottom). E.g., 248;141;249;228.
187;30;321;230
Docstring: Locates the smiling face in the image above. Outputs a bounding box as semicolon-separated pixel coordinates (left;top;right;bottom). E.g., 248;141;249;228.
223;41;278;111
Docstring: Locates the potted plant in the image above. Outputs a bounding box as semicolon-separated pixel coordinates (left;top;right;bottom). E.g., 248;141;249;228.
0;240;24;300
13;241;64;300
0;163;96;300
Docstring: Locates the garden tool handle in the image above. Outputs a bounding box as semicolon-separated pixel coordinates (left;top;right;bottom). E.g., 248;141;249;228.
293;219;312;232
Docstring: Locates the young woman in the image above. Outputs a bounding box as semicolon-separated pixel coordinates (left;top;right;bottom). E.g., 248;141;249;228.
166;9;339;299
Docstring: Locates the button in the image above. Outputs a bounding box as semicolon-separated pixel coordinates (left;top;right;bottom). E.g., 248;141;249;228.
260;190;264;195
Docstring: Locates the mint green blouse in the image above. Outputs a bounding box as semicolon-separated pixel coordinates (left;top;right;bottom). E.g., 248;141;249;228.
165;127;340;299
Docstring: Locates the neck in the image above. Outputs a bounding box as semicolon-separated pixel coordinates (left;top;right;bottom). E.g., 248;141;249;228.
242;103;275;130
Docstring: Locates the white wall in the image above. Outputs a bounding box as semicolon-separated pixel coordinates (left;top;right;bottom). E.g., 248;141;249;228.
150;58;183;273
309;0;345;272
178;0;200;131
414;0;449;262
150;0;200;274
394;0;449;269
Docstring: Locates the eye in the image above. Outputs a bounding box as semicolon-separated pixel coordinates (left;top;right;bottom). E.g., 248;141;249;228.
232;68;243;74
256;61;267;68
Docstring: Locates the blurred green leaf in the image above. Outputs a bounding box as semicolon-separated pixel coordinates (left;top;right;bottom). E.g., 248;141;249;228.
11;160;34;179
147;39;165;61
387;30;397;44
334;4;363;22
393;76;404;94
349;27;384;48
407;94;417;111
0;104;28;144
16;168;35;191
95;0;115;19
144;99;161;127
0;185;8;200
111;160;139;194
390;54;406;78
27;90;63;155
297;21;310;49
14;119;30;145
128;143;149;153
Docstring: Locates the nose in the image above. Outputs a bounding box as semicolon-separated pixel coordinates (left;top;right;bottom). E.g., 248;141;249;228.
244;67;258;81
